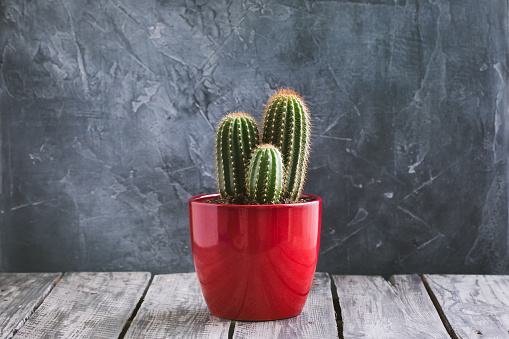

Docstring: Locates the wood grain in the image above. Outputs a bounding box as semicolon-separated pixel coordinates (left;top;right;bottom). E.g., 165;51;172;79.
0;273;62;339
233;272;338;339
424;275;509;338
123;272;230;339
333;275;449;338
13;272;150;339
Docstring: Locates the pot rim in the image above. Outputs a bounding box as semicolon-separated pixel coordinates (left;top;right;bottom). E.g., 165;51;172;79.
189;193;321;207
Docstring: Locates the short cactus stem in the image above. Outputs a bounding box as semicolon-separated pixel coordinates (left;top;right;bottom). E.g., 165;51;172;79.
216;112;260;199
247;144;283;204
261;89;310;201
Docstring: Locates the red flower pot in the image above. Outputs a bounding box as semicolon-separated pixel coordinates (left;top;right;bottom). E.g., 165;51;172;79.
188;193;321;321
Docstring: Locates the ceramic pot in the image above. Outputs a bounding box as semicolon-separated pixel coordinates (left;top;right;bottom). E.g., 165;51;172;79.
188;193;321;321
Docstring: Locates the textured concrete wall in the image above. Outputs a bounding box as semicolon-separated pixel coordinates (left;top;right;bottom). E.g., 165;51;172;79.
0;0;507;274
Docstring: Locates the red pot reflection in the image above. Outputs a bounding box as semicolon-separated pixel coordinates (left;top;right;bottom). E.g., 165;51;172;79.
189;193;321;321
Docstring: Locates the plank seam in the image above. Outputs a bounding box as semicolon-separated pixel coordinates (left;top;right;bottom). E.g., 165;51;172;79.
7;273;63;339
228;320;236;339
421;275;458;339
328;273;343;339
118;273;153;339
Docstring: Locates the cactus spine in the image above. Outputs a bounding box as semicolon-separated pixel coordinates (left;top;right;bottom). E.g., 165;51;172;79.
262;89;310;201
216;112;260;198
247;144;283;204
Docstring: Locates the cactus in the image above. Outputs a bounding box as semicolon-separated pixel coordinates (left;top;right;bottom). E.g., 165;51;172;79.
216;112;260;199
247;144;283;204
261;89;310;202
213;89;311;204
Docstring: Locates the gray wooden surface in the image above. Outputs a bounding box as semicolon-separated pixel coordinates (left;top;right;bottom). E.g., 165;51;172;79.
12;272;150;339
233;272;338;339
424;275;509;338
3;272;509;338
333;275;450;339
124;273;230;339
0;273;62;339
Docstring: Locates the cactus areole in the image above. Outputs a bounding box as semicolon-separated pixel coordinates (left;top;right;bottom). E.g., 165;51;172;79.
189;89;321;321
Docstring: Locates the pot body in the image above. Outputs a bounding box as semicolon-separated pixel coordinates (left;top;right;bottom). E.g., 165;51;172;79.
188;193;321;321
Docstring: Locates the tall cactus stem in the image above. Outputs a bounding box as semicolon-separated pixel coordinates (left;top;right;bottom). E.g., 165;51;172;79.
216;112;260;199
261;89;310;201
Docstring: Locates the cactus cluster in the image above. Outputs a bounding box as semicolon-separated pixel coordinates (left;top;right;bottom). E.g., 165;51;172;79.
215;89;310;204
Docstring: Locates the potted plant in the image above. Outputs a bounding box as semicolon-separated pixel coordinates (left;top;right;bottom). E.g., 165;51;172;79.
189;89;321;321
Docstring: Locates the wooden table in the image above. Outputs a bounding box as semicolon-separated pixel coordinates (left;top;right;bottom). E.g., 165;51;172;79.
1;272;508;338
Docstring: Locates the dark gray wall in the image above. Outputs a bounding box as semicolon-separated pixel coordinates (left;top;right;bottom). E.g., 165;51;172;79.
0;0;507;275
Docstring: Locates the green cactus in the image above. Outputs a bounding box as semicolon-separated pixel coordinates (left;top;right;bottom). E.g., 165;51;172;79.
247;144;283;204
261;89;310;202
216;112;260;199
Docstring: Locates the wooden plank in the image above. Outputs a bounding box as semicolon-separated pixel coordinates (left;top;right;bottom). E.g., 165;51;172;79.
13;272;150;339
424;274;509;338
0;273;62;339
124;272;230;339
233;272;338;339
333;275;449;338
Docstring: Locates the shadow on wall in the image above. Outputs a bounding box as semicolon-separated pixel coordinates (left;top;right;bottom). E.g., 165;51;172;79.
0;0;507;274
